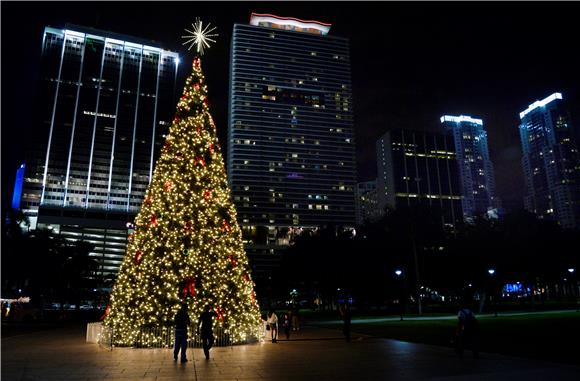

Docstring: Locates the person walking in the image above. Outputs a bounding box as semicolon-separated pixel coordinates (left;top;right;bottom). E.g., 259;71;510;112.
173;303;191;363
267;308;278;343
197;305;217;359
339;303;351;342
282;308;292;340
455;303;479;359
292;305;300;331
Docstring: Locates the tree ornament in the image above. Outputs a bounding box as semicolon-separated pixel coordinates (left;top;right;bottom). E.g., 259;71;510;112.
100;305;111;321
216;306;225;321
228;255;238;268
182;277;196;297
150;214;158;227
135;250;143;265
203;190;212;200
164;180;173;192
182;18;218;56
222;220;231;232
183;220;194;234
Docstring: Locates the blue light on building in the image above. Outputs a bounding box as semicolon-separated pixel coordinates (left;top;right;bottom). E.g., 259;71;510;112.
12;164;25;210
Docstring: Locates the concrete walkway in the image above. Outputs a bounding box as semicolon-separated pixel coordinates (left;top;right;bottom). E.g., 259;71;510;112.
2;323;579;380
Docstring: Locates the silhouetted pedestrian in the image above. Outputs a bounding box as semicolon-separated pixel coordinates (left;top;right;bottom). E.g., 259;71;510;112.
197;305;217;359
292;305;300;331
339;303;351;342
282;309;292;340
267;308;278;343
455;303;479;359
173;303;191;363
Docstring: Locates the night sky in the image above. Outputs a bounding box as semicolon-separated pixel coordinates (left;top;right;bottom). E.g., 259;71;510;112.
2;1;579;214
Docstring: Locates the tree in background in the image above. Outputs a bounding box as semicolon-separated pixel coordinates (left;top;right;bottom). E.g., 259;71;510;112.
104;57;261;346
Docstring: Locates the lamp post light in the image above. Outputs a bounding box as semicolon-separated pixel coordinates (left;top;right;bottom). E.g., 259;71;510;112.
568;268;578;312
488;268;497;317
395;270;403;321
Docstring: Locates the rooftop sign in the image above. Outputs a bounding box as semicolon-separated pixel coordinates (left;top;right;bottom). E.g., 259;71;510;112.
249;13;331;35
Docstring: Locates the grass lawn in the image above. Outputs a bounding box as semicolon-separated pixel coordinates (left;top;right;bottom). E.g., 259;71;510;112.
317;311;580;365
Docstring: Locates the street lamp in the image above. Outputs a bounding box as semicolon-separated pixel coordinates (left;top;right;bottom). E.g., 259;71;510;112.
488;268;497;317
395;270;403;321
568;268;578;312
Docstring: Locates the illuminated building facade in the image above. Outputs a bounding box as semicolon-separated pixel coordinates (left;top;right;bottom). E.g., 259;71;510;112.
19;25;180;278
440;115;497;220
519;93;580;229
376;129;462;228
228;14;356;271
355;180;380;225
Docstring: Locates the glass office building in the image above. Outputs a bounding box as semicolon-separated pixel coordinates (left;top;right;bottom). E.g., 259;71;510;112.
440;115;497;220
228;14;356;270
19;25;180;278
376;129;462;228
519;93;580;229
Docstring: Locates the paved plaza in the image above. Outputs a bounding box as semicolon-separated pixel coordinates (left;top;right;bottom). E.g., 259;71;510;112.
2;323;580;380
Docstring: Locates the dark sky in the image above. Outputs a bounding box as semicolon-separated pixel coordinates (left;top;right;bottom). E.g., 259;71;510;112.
2;1;580;213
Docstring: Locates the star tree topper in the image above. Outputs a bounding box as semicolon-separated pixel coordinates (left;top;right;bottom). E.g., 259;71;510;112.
182;18;218;55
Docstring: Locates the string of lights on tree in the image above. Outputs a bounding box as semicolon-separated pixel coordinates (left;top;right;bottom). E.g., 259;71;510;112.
103;21;262;346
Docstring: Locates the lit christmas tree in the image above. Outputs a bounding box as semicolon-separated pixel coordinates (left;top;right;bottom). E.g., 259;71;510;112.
104;22;261;345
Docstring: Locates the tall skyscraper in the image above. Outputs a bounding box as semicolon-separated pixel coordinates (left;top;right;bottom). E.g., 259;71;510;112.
440;115;497;220
376;129;462;228
19;25;180;278
518;92;580;229
228;14;356;271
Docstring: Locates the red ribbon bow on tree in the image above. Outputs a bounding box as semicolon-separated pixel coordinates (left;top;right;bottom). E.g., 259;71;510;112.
182;278;196;297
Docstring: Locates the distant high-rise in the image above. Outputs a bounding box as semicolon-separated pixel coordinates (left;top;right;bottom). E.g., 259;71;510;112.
355;180;380;225
20;25;180;278
441;115;497;219
376;129;462;228
228;14;356;271
518;93;580;229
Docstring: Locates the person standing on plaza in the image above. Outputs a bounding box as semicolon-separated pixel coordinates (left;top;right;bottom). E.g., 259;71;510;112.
292;305;300;331
282;308;292;340
197;305;217;359
339;303;351;342
267;308;278;343
455;302;479;359
173;303;191;363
